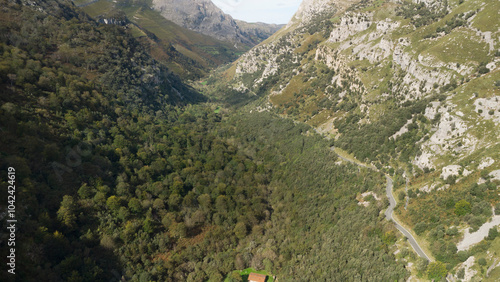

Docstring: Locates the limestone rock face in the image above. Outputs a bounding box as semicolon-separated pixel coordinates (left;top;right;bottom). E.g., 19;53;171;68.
152;0;282;47
288;0;360;28
225;0;500;181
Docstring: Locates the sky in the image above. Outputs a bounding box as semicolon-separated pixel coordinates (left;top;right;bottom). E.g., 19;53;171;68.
211;0;302;24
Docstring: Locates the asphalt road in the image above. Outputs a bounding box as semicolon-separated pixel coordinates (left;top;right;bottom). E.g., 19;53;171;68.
384;176;431;261
332;147;431;261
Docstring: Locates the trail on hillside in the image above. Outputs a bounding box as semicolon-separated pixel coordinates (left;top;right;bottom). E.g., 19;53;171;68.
331;147;431;261
457;209;500;251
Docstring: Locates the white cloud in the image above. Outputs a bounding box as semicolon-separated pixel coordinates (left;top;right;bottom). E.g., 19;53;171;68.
212;0;302;24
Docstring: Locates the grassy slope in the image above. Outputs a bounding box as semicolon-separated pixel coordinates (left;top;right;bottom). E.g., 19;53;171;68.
76;0;243;78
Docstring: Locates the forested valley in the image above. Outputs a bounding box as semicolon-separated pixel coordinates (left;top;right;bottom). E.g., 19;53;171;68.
0;0;411;281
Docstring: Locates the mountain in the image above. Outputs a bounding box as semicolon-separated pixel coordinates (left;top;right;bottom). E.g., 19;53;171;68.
73;0;282;79
234;20;285;46
151;0;283;48
210;0;500;280
73;0;248;79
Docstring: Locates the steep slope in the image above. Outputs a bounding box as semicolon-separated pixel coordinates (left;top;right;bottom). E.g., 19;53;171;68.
211;0;500;279
151;0;283;48
73;0;244;79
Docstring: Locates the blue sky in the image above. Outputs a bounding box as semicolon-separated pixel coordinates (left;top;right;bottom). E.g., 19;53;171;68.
212;0;302;24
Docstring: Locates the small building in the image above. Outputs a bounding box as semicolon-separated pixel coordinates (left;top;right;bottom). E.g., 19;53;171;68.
248;272;267;282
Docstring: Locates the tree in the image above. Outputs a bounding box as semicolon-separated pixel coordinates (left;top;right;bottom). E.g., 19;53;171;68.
398;191;405;201
234;222;247;239
227;272;243;282
198;194;212;212
106;195;121;212
427;261;447;280
57;195;77;228
416;257;429;273
454;199;471;216
128;198;142;213
488;227;499;240
170;222;186;238
77;183;94;199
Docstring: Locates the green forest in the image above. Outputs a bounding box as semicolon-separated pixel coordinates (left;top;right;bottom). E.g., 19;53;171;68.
0;0;461;281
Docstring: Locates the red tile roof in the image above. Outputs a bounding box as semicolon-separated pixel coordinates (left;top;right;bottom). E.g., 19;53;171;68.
248;272;267;282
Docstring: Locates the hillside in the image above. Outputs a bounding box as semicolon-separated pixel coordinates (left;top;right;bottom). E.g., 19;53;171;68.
234;20;285;44
73;0;283;80
209;0;500;280
73;0;245;79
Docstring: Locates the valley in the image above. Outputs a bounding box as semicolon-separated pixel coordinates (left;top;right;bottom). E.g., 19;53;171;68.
0;0;499;281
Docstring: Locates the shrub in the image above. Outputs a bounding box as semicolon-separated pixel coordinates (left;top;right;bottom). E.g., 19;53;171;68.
487;227;498;240
414;222;428;235
478;66;490;74
457;250;469;262
445;227;458;236
455;199;471;216
427;261;447;280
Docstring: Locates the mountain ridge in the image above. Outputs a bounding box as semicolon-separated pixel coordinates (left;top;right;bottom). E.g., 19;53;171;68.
151;0;283;48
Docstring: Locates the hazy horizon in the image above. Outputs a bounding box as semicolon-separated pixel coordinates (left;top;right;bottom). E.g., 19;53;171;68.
212;0;302;24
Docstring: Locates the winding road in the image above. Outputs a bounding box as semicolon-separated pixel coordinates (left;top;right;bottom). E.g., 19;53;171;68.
332;147;431;261
383;176;431;261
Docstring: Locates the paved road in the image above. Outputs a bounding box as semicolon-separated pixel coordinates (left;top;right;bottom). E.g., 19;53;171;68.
384;176;431;261
332;147;431;261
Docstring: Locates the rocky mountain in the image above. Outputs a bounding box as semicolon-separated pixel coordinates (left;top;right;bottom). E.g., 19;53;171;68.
210;0;500;279
73;0;247;79
151;0;283;48
73;0;282;79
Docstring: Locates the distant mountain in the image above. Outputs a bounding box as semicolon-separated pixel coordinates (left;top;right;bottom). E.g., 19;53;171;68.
234;19;285;45
151;0;283;48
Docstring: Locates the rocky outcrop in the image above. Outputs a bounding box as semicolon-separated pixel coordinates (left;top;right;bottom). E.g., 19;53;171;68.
474;97;500;124
97;17;128;26
288;0;360;28
328;12;373;43
288;0;334;28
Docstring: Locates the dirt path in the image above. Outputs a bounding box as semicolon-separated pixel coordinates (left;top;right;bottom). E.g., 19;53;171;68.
457;211;500;251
